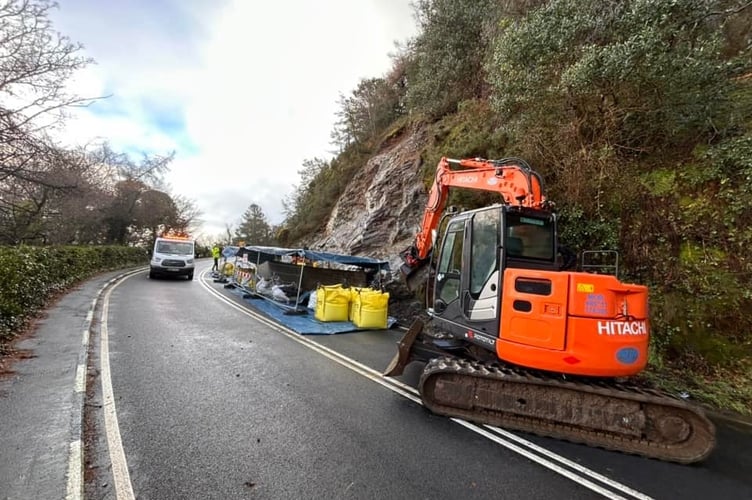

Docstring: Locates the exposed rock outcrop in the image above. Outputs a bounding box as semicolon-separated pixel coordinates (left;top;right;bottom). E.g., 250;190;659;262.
303;125;430;276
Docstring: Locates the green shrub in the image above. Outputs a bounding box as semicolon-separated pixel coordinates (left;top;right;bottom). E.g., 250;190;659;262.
0;245;148;352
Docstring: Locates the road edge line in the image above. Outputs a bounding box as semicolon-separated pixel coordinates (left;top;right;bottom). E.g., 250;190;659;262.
65;268;145;500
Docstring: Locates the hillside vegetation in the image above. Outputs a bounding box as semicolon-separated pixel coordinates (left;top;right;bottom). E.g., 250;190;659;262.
282;0;752;415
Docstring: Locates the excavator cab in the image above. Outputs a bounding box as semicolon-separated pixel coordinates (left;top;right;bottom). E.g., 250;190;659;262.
408;200;653;377
429;205;559;356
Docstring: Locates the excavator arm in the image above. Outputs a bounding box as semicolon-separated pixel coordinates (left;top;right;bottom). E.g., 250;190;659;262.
401;157;548;276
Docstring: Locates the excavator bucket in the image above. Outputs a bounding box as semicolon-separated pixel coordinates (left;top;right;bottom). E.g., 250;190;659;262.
402;262;431;293
399;246;432;293
383;318;424;377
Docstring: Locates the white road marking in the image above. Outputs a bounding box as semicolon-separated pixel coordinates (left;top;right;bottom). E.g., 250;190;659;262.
74;364;85;393
483;425;653;500
199;270;654;500
66;269;145;500
100;283;136;500
453;421;629;499
65;440;82;500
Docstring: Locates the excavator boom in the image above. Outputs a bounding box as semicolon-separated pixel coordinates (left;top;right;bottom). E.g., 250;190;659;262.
401;157;547;279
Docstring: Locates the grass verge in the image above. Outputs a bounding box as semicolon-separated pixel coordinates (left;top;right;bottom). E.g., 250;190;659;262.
639;362;752;419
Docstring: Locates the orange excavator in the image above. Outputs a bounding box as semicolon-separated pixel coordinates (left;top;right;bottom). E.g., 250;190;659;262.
384;156;716;463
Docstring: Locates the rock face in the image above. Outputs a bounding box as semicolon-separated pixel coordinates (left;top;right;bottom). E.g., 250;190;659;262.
303;125;431;277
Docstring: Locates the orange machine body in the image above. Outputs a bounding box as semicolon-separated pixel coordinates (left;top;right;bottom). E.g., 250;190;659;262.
405;157;651;379
497;268;649;377
427;203;651;378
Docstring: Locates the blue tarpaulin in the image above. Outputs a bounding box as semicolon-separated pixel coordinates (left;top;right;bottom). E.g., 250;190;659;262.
228;286;396;334
234;245;390;271
220;245;392;333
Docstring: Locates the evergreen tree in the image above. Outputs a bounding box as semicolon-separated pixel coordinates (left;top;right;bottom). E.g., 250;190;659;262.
235;203;272;245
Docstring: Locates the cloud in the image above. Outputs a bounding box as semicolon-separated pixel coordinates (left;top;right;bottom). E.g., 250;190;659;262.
49;0;418;240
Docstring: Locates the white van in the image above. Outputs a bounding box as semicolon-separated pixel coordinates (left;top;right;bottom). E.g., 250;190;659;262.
149;236;196;280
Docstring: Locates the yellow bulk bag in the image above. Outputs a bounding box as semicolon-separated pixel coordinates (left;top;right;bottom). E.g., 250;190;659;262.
348;287;364;321
349;287;366;322
352;289;390;329
223;262;235;276
315;284;350;322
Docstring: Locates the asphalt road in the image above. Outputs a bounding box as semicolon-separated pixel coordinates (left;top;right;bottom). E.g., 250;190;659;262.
82;263;752;500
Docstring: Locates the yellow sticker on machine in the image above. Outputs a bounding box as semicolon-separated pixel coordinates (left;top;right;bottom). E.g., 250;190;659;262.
576;283;595;293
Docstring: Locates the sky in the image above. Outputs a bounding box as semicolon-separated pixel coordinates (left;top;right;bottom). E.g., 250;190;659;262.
48;0;419;241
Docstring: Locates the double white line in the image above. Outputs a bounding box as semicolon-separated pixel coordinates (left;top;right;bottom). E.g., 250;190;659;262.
198;271;654;500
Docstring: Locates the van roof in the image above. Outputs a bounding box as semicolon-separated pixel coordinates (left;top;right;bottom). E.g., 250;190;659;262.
156;236;194;242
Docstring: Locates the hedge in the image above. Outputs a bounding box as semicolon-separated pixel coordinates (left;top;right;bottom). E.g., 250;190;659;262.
0;245;148;352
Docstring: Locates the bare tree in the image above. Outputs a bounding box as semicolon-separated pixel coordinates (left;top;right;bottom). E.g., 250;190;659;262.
0;0;104;243
172;194;202;234
0;2;187;247
0;0;97;134
223;223;234;246
87;142;174;186
0;132;91;243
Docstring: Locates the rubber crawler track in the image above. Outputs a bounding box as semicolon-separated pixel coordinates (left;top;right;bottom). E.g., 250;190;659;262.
419;357;716;464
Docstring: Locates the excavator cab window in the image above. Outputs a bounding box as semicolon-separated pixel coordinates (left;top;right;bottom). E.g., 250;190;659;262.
470;209;500;296
505;214;555;261
435;219;464;305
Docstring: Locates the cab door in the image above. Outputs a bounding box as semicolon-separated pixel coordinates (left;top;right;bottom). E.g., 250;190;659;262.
432;218;465;314
461;208;501;331
431;208;503;344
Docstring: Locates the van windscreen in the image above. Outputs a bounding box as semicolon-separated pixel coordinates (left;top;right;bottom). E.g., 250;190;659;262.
157;241;194;255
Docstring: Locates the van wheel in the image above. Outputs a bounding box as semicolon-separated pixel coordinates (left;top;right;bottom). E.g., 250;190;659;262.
187;273;194;280
149;271;156;279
